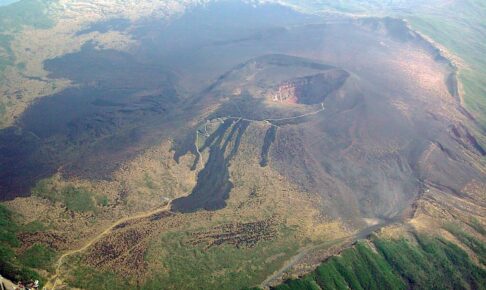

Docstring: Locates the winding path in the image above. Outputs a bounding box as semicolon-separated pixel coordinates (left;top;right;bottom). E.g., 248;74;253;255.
194;103;326;163
46;103;327;289
227;102;325;124
44;200;173;290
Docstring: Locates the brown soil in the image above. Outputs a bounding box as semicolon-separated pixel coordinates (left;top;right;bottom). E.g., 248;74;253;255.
189;217;278;249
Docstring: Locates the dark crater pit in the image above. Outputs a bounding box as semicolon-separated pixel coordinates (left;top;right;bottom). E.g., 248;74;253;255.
272;70;349;104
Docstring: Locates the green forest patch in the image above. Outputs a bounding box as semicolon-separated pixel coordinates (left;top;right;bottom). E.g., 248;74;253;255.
272;235;486;290
32;178;112;213
0;204;46;286
69;264;132;290
19;243;56;270
143;226;301;290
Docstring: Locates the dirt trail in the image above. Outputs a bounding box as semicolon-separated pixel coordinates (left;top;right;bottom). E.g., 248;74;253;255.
44;200;173;290
45;104;326;289
226;102;326;124
260;238;346;288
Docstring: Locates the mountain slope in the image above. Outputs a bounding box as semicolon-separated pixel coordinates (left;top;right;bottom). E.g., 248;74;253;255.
0;1;484;289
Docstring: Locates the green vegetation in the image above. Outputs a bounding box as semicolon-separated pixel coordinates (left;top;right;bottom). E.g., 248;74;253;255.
62;221;300;290
0;206;21;281
445;224;486;265
274;235;486;290
70;265;132;290
406;1;486;132
0;0;53;32
142;227;300;290
96;195;109;207
16;61;25;70
0;205;45;286
469;217;486;236
19;243;56;270
273;279;320;290
303;240;406;290
70;266;131;290
0;204;19;247
63;186;96;212
21;220;47;233
0;33;13;73
63;221;301;290
143;173;157;190
33;179;98;212
0;101;5;115
0;0;54;76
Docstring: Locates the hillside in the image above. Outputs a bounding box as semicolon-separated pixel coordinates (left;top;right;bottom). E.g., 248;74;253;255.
0;1;484;289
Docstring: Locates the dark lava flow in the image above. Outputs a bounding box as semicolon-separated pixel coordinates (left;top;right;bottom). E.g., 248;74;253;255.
0;1;317;200
171;119;249;213
1;0;482;229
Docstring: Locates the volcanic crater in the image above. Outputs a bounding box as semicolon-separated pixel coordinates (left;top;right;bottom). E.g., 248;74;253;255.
0;0;483;245
269;70;350;105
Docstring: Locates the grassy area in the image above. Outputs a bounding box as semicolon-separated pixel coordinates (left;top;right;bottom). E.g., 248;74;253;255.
69;264;132;290
96;194;109;207
63;186;96;212
273;279;320;290
143;226;300;290
0;204;19;247
445;223;486;265
0;204;45;286
273;234;486;290
0;0;54;77
19;243;56;270
0;33;13;72
469;217;486;236
0;0;53;32
20;220;47;233
32;179;99;213
406;1;486;131
70;224;302;290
